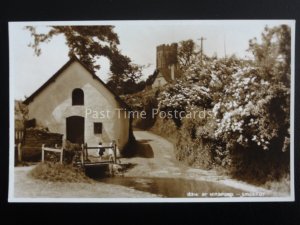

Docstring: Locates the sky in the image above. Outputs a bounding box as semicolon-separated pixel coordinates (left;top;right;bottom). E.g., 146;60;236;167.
9;20;294;100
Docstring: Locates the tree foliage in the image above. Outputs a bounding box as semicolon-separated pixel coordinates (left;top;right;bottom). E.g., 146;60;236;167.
177;39;198;70
26;26;121;71
248;25;291;85
106;63;147;95
26;26;143;94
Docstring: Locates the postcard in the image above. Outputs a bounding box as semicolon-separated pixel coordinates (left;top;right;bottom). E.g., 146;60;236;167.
9;20;295;202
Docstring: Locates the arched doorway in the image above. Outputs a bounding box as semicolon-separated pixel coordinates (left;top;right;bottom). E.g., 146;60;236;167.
66;116;84;144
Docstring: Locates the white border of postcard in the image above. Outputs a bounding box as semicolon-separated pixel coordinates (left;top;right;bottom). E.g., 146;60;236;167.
8;20;295;202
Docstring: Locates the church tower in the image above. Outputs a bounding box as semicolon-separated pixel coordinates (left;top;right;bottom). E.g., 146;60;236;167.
156;43;179;81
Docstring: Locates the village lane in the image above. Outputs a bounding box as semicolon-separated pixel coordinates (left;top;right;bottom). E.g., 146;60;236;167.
119;130;275;195
13;130;277;198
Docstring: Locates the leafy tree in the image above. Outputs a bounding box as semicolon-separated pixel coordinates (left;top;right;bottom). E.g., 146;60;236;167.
15;100;28;128
145;69;159;86
26;26;120;71
26;26;143;93
248;25;291;85
177;39;198;70
106;63;146;94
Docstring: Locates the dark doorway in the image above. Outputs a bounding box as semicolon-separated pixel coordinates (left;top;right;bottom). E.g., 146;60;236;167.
66;116;84;144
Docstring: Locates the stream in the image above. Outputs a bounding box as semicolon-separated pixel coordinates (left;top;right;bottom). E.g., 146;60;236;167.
87;131;271;198
97;176;247;197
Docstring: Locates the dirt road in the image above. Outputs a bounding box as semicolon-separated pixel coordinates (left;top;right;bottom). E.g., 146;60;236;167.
121;130;276;194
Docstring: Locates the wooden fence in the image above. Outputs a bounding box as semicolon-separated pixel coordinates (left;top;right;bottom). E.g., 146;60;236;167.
15;129;24;163
15;129;24;143
77;142;117;167
41;144;64;164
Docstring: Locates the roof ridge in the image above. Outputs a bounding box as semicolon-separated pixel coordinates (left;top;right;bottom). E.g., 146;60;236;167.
23;56;130;110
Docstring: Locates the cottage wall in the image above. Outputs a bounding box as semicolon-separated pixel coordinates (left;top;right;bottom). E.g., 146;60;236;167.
152;75;168;88
26;61;129;152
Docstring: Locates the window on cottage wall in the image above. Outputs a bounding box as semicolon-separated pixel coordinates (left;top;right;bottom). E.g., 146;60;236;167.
94;122;102;134
72;88;84;105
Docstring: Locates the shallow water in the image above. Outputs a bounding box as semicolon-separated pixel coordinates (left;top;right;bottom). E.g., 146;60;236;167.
97;176;247;197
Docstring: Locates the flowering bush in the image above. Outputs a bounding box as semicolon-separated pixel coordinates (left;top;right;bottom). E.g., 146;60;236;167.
156;51;290;183
213;66;290;152
128;25;291;184
158;81;212;113
157;57;246;113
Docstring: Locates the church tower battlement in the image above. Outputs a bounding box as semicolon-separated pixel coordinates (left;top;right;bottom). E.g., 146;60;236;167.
156;43;178;69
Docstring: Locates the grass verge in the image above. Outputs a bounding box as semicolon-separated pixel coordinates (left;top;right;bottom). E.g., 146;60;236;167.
29;162;92;183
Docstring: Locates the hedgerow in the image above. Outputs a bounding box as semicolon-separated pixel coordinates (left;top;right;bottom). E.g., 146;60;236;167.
155;25;291;184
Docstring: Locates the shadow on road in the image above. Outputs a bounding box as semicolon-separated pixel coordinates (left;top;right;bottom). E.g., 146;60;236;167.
123;139;154;158
121;162;138;172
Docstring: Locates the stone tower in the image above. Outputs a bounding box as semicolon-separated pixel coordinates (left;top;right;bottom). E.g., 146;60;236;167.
156;43;178;69
156;43;179;81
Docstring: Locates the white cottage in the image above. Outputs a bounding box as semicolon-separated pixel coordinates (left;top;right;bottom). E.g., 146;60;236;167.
23;56;131;152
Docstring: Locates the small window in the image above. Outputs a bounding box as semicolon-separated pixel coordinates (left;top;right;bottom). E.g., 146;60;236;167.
72;88;84;105
94;122;102;134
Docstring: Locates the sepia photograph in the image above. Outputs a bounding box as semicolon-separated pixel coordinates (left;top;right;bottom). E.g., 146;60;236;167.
8;20;295;202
